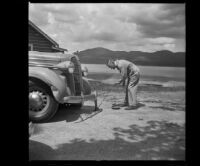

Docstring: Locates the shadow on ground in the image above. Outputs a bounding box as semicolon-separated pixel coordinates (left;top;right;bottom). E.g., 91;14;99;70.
149;106;175;111
32;105;103;135
29;120;185;160
136;102;146;109
29;140;57;160
47;105;100;123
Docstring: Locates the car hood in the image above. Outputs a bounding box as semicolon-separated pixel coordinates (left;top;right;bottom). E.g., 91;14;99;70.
29;51;78;67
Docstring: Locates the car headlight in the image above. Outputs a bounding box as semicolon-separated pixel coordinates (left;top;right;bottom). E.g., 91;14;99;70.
68;62;74;73
82;66;88;76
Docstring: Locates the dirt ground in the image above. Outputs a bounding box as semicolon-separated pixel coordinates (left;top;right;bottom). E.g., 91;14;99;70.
29;79;185;160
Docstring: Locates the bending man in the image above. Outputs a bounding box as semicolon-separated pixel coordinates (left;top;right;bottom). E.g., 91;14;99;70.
107;59;140;110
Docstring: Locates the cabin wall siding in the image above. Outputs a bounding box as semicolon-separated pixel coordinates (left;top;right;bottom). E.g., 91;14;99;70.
29;25;59;52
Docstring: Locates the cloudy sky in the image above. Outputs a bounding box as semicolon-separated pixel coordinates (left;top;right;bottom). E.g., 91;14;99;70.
29;3;185;53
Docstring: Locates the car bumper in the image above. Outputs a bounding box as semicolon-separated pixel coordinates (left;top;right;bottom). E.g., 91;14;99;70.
62;90;97;103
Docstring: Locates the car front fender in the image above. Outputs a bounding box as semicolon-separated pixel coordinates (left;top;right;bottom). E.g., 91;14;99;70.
29;67;67;102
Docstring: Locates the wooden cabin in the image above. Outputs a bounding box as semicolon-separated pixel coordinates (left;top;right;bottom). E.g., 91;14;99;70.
29;20;67;53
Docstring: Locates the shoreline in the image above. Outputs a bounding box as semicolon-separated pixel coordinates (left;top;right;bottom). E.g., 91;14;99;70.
88;79;185;93
82;63;185;68
88;72;185;82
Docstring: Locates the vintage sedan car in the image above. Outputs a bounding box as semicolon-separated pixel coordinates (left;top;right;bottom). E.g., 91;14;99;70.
29;51;97;122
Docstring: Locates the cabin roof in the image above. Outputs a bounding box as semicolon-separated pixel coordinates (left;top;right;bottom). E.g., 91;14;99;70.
29;20;59;47
29;20;68;52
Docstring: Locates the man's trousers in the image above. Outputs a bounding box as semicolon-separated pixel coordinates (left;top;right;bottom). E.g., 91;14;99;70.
124;70;140;106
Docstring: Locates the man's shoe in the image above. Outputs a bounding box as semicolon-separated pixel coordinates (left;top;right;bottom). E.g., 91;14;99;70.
112;103;128;107
118;103;129;107
112;106;121;110
125;105;138;110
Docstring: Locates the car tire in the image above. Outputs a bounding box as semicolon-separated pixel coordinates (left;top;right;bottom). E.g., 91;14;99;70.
29;81;58;122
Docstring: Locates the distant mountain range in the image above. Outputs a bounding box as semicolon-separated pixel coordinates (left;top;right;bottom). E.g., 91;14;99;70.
74;47;185;67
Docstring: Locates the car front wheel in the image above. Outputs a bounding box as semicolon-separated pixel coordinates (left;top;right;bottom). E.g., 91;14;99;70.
29;81;58;122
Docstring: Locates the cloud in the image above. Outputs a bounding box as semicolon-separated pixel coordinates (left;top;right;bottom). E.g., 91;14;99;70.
29;3;185;53
29;4;49;27
119;3;185;39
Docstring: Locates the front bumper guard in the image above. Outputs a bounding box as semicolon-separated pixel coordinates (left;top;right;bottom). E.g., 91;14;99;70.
62;91;98;111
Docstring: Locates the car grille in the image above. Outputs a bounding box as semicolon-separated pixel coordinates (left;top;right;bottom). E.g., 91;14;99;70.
71;57;83;96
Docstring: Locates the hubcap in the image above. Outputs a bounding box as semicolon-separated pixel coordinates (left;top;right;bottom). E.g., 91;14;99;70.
29;91;47;112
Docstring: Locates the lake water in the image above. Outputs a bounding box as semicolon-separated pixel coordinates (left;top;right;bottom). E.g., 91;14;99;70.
83;64;185;78
82;64;185;87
